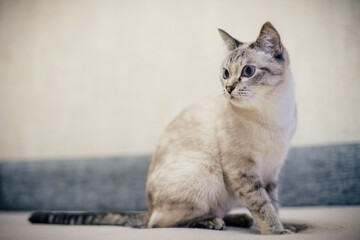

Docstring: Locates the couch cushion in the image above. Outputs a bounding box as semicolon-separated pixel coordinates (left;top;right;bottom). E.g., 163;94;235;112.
0;143;359;211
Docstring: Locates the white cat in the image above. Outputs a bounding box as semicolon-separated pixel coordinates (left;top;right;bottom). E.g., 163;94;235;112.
29;22;298;235
146;22;297;234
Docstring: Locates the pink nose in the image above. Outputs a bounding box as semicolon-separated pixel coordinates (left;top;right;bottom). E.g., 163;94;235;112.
226;86;235;93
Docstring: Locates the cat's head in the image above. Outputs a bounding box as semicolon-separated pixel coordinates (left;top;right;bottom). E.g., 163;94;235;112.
218;22;290;108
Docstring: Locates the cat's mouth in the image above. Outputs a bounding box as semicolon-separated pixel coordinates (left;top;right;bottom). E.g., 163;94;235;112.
227;90;254;106
230;95;248;101
229;90;252;100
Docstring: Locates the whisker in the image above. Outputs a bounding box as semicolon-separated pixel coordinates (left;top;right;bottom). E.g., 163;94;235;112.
254;95;280;111
248;97;264;122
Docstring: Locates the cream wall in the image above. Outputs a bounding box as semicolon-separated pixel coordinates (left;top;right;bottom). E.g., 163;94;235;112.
0;0;359;161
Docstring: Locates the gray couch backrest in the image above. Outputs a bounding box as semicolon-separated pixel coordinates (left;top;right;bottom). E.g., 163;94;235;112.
0;143;359;211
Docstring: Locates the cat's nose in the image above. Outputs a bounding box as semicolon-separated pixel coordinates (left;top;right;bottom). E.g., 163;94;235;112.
226;85;235;94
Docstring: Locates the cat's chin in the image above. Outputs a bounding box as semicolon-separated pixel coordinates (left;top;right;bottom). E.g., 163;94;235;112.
228;96;251;108
228;96;262;110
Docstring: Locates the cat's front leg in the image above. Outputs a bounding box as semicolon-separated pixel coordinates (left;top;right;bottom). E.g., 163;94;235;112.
224;160;291;235
265;182;279;214
265;182;299;233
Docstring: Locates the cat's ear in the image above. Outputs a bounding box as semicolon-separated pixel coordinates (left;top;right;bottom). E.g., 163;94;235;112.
218;29;242;51
254;22;283;59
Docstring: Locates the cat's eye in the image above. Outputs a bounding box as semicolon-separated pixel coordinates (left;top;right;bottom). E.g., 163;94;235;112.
223;68;230;79
242;65;255;78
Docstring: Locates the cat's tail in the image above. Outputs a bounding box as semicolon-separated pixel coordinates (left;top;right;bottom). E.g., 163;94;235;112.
28;211;150;228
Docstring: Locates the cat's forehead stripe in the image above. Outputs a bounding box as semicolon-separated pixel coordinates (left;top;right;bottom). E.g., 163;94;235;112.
235;50;245;61
225;49;245;67
229;49;245;62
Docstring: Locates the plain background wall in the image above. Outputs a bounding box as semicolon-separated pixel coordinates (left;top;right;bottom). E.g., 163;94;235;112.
0;0;359;161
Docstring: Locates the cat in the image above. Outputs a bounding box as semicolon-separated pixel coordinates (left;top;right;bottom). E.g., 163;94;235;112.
29;22;298;235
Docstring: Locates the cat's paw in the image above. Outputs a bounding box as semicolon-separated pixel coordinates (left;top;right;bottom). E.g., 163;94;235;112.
282;222;309;233
262;228;294;235
278;229;294;234
284;225;297;233
209;217;226;230
188;216;225;230
200;217;225;230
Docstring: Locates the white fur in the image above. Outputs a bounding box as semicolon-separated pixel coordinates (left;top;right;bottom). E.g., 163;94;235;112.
146;24;297;234
146;68;296;224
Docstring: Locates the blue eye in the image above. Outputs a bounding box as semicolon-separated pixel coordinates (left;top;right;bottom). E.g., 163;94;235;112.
223;68;230;79
242;65;255;77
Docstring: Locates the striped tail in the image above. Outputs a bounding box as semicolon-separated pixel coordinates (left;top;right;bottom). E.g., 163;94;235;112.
28;211;150;228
